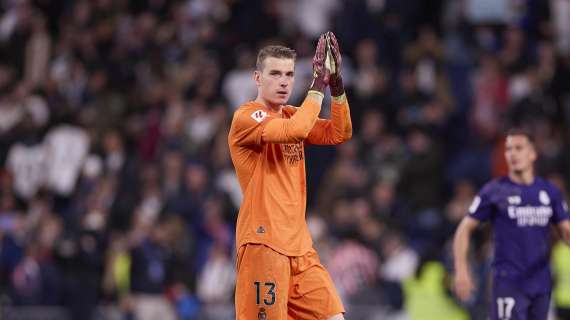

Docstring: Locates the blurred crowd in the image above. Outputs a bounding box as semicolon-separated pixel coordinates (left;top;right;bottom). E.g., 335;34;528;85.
1;0;570;319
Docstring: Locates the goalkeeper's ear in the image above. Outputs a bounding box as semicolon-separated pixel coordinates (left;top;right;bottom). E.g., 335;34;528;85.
253;70;261;87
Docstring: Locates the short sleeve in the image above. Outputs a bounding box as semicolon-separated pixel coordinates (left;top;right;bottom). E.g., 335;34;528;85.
550;186;570;224
229;107;271;146
468;184;495;222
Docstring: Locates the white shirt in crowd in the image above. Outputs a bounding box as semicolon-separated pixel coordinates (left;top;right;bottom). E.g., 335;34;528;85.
43;125;90;196
7;124;90;198
7;143;47;199
197;249;236;303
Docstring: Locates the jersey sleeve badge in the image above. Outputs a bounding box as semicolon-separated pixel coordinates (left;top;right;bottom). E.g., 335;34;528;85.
469;196;481;214
251;110;268;123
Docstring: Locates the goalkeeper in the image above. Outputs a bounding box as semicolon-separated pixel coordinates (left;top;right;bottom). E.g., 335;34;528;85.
228;32;352;320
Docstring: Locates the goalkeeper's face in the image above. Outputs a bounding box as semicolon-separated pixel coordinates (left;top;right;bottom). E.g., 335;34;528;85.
254;57;295;108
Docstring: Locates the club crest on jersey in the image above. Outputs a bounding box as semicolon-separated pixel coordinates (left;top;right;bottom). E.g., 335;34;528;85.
251;110;268;123
539;190;550;205
508;196;521;205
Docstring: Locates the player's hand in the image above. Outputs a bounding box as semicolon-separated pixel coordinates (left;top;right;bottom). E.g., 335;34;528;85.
325;31;344;97
309;34;329;94
454;270;475;303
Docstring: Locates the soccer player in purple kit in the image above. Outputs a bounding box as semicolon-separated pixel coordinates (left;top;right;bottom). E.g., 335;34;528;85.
453;129;570;320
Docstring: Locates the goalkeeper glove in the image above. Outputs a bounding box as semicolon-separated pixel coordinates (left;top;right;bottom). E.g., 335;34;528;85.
309;34;329;95
325;31;345;97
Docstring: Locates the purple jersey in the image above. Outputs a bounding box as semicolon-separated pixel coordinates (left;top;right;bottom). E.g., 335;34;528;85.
468;176;570;294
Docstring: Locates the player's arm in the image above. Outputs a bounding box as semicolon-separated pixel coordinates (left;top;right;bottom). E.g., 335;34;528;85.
556;220;570;246
230;94;324;146
306;32;352;145
452;216;480;302
551;187;570;246
306;95;352;145
453;186;493;302
261;93;323;144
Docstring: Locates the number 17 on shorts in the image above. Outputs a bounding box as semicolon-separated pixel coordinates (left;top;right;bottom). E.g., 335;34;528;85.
492;281;551;320
496;297;516;320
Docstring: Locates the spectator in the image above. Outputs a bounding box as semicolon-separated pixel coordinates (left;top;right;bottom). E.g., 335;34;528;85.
129;216;178;320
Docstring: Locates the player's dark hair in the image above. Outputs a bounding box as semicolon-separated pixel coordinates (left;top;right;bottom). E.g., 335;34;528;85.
506;128;535;145
256;45;296;71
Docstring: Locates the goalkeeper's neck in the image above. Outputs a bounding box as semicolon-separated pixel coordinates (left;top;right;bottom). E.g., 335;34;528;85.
255;97;284;114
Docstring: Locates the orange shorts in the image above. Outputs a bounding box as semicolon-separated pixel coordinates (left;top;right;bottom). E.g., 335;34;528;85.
235;244;344;320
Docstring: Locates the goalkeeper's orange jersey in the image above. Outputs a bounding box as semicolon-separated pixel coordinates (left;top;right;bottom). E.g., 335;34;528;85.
228;96;352;256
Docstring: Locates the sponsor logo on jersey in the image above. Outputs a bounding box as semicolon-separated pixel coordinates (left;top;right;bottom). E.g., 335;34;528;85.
251;110;268;123
503;191;554;227
282;143;304;165
507;204;552;227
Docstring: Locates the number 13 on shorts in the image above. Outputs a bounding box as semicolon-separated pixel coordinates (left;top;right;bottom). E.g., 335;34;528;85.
255;281;276;305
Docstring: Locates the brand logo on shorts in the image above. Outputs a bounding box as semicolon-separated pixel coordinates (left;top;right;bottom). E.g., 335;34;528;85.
256;226;265;234
258;307;267;320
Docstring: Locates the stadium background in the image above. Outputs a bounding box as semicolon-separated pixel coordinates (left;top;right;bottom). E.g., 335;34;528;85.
1;0;570;319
